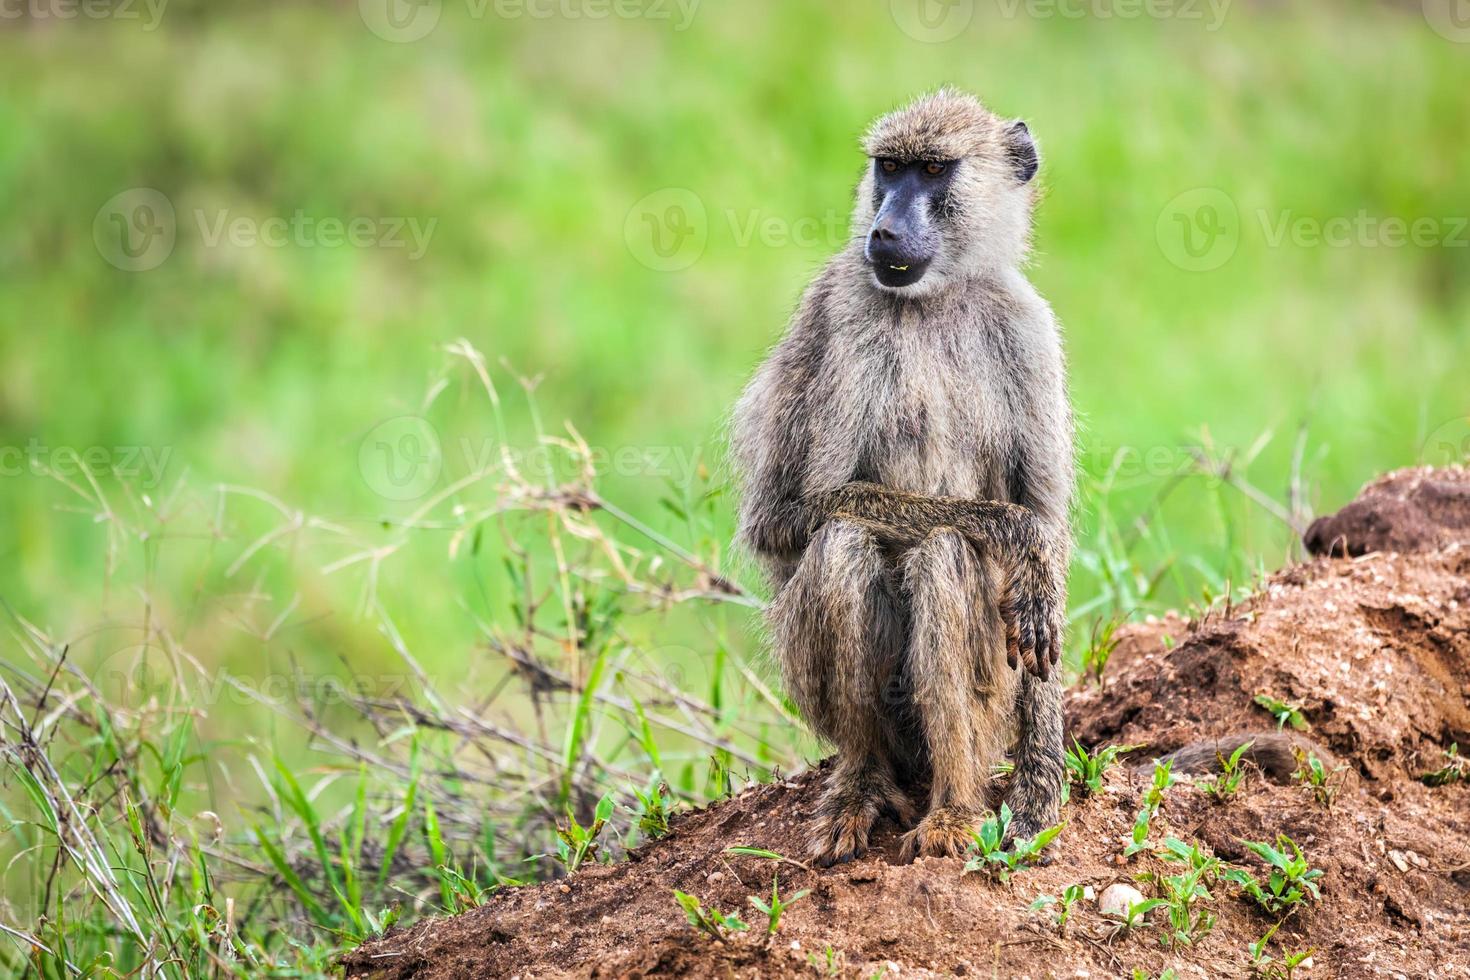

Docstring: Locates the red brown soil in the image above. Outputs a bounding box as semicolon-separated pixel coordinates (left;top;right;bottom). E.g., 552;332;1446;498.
343;468;1470;979
1304;465;1470;558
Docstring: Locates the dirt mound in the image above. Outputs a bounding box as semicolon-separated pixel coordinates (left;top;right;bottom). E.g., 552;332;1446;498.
344;477;1470;980
1304;465;1470;558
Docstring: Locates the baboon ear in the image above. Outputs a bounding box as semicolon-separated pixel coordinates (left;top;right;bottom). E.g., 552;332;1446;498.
1005;120;1040;184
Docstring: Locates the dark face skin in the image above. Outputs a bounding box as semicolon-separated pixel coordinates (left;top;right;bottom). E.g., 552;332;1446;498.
864;157;959;289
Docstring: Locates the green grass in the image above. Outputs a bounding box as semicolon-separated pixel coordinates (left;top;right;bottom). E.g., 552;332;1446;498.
0;1;1467;974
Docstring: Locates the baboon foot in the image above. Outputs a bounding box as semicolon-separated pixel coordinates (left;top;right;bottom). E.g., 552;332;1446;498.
1000;806;1058;863
808;763;915;867
1001;783;1061;852
898;805;978;862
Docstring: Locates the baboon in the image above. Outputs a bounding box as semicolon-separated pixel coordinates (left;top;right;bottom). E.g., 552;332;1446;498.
730;89;1073;865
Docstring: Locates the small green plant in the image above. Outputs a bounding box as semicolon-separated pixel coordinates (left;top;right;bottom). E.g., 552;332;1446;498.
554;792;614;873
1253;693;1310;731
632;781;675;839
1145;758;1180;807
1250;922;1315;978
1031;883;1084;934
1081;615;1123;685
724;845;812;873
1125;759;1178;857
808;945;845;975
1119;897;1168;931
673;889;748;942
1292;750;1343;807
1222;835;1324;917
1125;806;1154;857
1420;743;1468;786
963;804;1064;883
1132;969;1180;980
747;873;809;935
1065;738;1141;796
1198;740;1253;801
1154;865;1217;947
1157;835;1218;873
1140;837;1222;948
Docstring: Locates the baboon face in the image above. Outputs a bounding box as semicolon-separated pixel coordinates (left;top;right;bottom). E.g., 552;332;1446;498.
864;157;960;289
855;90;1041;297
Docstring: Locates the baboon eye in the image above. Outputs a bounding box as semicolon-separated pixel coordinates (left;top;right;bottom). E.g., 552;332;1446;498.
880;159;899;174
923;161;947;177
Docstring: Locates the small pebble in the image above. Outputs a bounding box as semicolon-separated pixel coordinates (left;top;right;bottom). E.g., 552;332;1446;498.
557;883;570;894
1099;882;1147;919
707;871;724;885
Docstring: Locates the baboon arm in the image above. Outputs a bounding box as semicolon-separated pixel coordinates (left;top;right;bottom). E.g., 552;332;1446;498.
819;481;1039;552
739;497;825;560
732;276;838;563
823;482;1064;678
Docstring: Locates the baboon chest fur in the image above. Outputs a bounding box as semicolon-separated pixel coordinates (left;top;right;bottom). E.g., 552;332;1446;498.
803;275;1042;507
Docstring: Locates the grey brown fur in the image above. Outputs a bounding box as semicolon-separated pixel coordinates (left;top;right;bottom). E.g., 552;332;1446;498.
730;90;1074;864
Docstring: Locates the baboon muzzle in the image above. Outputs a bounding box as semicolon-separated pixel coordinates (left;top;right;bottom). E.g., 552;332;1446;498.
866;189;936;288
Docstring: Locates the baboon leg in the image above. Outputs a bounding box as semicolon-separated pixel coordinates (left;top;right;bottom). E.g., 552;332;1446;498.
1004;672;1065;842
769;519;915;865
897;528;1016;862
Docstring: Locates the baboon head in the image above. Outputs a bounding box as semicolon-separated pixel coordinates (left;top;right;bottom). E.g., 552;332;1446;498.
855;88;1040;295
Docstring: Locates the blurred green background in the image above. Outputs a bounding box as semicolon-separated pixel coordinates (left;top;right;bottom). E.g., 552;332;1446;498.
2;0;1468;714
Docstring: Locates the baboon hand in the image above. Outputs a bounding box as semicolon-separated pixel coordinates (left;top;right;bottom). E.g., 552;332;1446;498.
1001;548;1063;680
